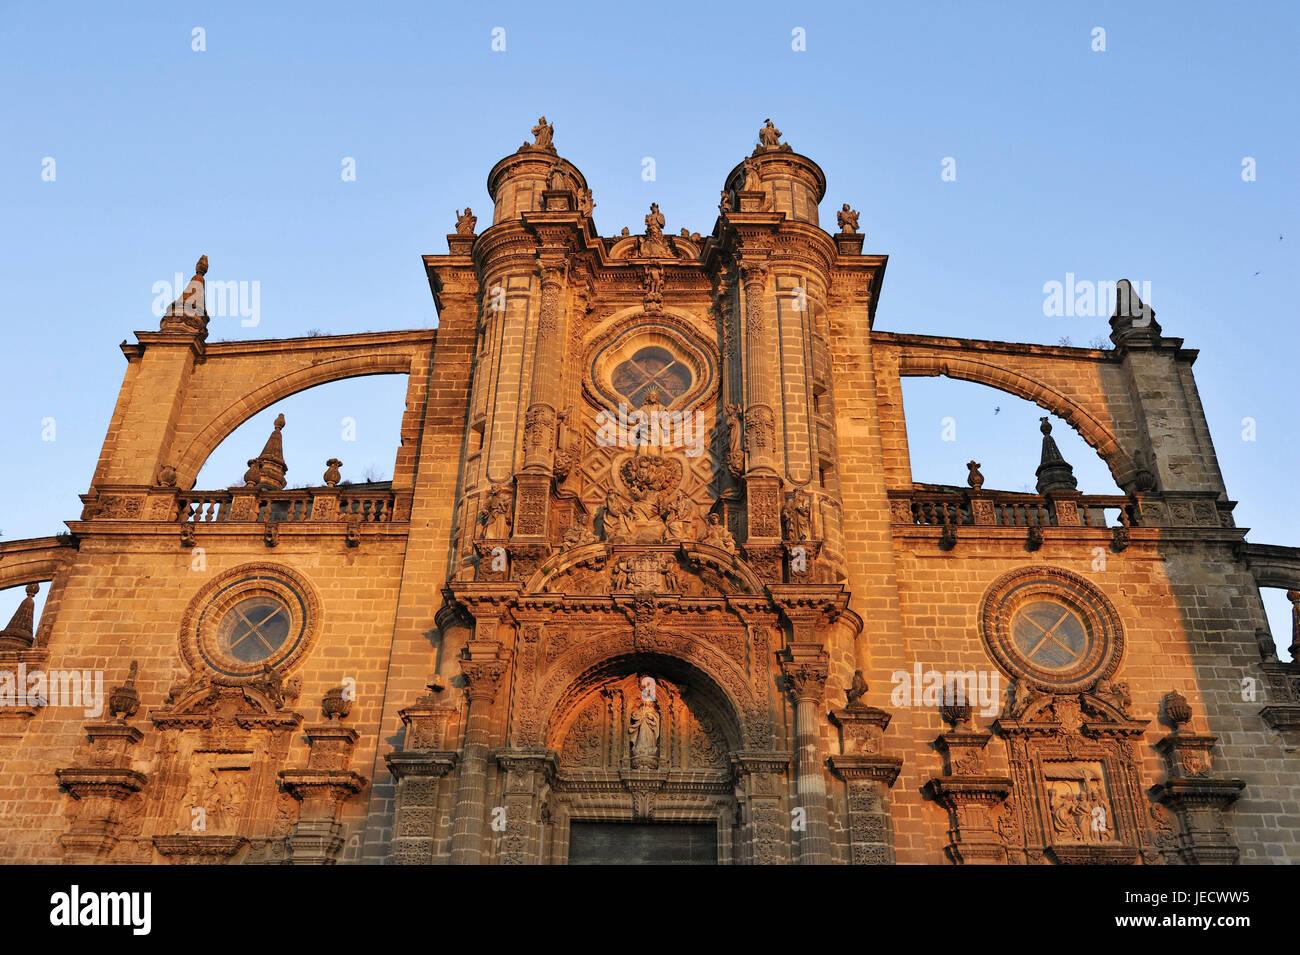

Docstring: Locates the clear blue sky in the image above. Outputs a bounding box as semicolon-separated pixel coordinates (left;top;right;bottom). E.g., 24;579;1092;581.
1;1;1296;647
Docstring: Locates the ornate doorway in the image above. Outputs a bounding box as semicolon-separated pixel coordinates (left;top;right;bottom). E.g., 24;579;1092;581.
542;662;740;864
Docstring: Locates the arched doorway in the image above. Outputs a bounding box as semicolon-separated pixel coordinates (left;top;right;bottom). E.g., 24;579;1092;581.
542;653;743;865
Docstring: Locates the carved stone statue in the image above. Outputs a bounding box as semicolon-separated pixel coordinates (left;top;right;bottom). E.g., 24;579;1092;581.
781;490;812;541
577;188;595;216
629;696;660;769
719;190;733;214
561;512;597;551
641;264;664;312
836;203;860;234
741;156;761;192
701;512;736;554
638;203;672;257
633;389;669;456
659;489;696;543
530;116;554;150
758;118;783;149
724;403;744;476
546;164;568;192
645;202;665;238
478;484;513;539
455;208;477;235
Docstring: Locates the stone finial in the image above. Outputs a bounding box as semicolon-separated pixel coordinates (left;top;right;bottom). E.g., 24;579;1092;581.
0;583;39;650
1162;689;1193;732
836;204;860;234
846;670;869;709
321;686;353;721
242;458;261;488
455;208;477;235
323;458;343;487
1034;417;1078;493
156;464;178;488
966;460;985;489
1108;278;1161;345
251;413;288;489
108;661;140;721
160;254;210;335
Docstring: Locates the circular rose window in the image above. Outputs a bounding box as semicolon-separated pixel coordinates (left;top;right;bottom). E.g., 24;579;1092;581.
217;596;292;664
980;567;1123;691
180;563;318;680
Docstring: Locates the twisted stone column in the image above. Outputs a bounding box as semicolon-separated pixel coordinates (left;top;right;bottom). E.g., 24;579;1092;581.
780;647;832;864
450;644;507;865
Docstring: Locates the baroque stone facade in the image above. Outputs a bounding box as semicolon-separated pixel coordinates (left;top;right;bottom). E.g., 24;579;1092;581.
2;119;1298;864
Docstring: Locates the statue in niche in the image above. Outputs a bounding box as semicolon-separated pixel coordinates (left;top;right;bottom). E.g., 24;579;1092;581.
455;208;477;235
724;403;744;476
478;484;513;539
546;164;568;192
782;489;813;541
629;695;661;769
701;512;736;554
836;203;860;234
741;156;761;191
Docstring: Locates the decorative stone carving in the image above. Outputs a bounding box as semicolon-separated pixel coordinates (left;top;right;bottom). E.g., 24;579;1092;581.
525;116;555;152
159;255;209;335
477;484;513;540
641;263;664;313
781;489;813;542
323;458;342;487
250;414;289;490
701;512;736;555
836;204;860;234
756;118;785;151
455;207;477;235
628;696;661;769
966;460;984;489
1149;691;1245;864
637;203;673;258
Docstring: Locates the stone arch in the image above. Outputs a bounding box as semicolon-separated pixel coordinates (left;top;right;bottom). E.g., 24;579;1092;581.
0;544;70;594
173;352;416;487
897;352;1138;487
535;630;757;750
544;650;745;756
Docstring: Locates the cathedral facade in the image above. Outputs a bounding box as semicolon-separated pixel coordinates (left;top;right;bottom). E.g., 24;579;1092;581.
2;119;1298;865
